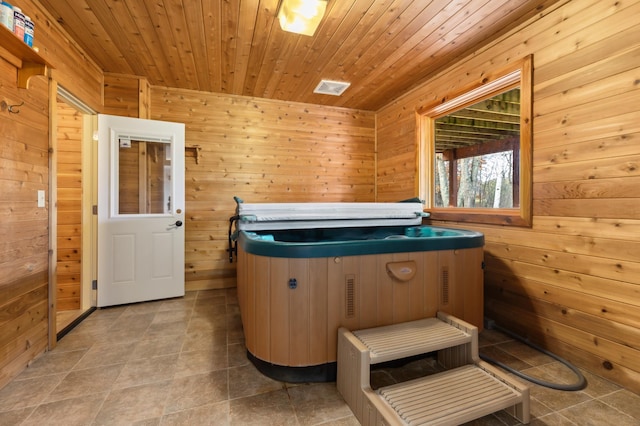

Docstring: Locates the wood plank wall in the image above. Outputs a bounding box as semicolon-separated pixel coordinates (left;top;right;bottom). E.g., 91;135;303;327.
55;100;82;311
0;0;103;389
103;73;148;118
375;0;640;393
0;59;50;387
150;87;376;290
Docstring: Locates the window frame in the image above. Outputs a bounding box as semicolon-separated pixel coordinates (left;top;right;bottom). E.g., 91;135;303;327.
417;55;532;227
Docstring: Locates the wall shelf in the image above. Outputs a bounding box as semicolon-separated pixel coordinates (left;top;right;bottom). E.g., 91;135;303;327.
0;25;52;89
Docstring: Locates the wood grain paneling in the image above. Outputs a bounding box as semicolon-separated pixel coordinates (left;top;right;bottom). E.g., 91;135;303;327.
56;100;82;311
103;73;147;118
375;0;640;393
36;0;560;111
0;54;50;388
238;246;483;367
0;0;105;390
0;0;637;400
151;87;376;290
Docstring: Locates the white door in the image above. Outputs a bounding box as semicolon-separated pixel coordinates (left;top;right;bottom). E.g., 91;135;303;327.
97;114;185;307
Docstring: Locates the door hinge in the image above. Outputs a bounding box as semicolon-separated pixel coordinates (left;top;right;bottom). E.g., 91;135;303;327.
92;280;97;290
92;205;98;215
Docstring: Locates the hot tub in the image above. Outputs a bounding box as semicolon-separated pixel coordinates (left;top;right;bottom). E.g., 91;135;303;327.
231;200;484;382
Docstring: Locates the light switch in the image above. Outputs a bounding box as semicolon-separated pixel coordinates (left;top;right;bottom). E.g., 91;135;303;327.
37;190;45;208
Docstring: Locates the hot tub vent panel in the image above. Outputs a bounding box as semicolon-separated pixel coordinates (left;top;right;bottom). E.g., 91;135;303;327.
345;274;356;318
441;266;450;305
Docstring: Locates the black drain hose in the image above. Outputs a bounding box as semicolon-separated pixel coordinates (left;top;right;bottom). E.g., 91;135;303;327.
480;319;587;391
227;215;239;263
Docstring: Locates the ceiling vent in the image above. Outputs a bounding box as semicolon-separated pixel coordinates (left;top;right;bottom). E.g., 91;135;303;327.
314;79;351;96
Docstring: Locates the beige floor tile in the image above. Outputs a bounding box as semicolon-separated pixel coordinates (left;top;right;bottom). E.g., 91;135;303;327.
160;401;229;426
227;343;250;368
522;364;592;411
132;334;185;360
494;340;556;367
226;313;245;344
158;297;196;312
460;414;508;425
21;392;107;426
478;328;512;346
151;308;192;324
88;306;127;322
194;300;227;315
113;354;179;389
132;417;161;426
73;342;133;370
539;362;590;388
50;331;98;352
228;364;284;400
317;415;361;426
164;370;228;414
579;369;620;398
93;380;172;425
2;291;639;426
174;347;228;378
287;382;353;426
489;408;527;426
529;384;592;412
225;289;239;305
74;313;121;332
194;290;227;303
44;363;124;403
560;399;639;426
528;396;555;419
0;374;64;411
187;316;227;335
17;349;86;379
110;312;156;331
145;319;191;338
121;301;164;316
97;326;150;346
228;389;297;426
599;389;640;419
0;407;34;425
481;344;534;371
182;329;228;352
528;412;579;425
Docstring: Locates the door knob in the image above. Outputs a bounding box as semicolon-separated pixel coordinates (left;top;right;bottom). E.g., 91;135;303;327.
172;220;183;227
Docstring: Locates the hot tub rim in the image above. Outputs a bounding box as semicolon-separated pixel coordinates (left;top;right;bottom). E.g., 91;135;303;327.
237;225;484;259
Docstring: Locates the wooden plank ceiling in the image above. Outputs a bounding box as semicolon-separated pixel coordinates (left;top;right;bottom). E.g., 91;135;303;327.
39;0;559;111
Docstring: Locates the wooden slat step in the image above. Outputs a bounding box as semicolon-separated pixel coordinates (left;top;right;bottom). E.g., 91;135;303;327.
353;317;473;364
378;363;526;426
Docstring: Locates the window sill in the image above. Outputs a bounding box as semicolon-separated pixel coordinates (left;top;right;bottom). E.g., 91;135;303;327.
426;208;531;227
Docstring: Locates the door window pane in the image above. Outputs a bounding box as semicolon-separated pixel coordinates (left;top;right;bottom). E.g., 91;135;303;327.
118;139;172;214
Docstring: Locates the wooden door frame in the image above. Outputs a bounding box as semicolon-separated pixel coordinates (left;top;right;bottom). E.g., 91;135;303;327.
48;83;98;349
48;80;58;349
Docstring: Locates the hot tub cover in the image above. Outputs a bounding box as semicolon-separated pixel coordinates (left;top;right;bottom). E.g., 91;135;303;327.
235;198;427;231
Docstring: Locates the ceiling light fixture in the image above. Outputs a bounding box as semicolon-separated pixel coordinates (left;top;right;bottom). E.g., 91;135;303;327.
278;0;327;36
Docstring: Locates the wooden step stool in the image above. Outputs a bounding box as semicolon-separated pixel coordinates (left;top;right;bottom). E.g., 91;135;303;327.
337;312;530;425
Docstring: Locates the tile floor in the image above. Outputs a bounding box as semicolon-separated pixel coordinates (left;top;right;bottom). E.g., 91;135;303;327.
1;289;639;425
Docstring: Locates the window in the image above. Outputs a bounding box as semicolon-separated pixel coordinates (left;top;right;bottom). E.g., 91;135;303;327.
116;137;173;215
418;56;532;226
